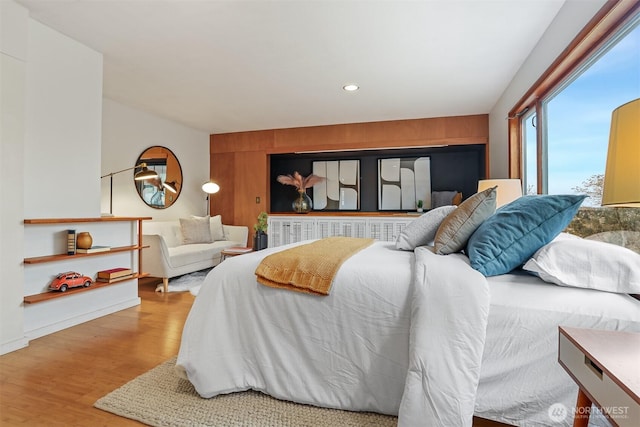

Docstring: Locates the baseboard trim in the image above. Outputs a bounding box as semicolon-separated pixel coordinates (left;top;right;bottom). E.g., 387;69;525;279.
0;336;29;356
24;297;141;341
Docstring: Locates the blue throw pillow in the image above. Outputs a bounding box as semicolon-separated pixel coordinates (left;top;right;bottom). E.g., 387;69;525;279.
467;194;587;276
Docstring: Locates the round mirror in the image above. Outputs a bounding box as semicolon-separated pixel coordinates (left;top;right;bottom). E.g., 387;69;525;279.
134;146;182;209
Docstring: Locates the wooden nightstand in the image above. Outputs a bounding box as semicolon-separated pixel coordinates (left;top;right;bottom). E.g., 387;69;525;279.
558;326;640;427
220;247;253;261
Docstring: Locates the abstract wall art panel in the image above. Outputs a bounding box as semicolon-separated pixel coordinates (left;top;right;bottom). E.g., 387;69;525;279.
378;157;431;210
312;160;360;210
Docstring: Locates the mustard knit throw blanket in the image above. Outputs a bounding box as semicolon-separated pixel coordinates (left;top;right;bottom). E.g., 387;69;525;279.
255;237;374;296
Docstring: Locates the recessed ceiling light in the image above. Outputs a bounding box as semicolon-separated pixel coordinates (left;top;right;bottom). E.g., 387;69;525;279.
343;84;359;92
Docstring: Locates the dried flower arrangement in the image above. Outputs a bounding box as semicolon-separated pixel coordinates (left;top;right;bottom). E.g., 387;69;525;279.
276;171;325;191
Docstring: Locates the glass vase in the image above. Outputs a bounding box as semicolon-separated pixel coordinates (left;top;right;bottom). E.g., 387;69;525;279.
292;190;312;213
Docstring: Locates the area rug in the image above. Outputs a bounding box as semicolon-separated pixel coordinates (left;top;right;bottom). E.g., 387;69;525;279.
155;268;211;295
95;357;397;426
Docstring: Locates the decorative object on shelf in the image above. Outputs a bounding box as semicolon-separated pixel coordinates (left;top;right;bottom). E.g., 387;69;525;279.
378;157;431;210
101;162;159;215
416;200;424;213
253;211;269;251
133;146;183;210
48;271;93;292
602;98;640;207
76;231;93;250
293;191;313;214
202;180;220;216
311;160;360;210
477;179;522;208
76;245;111;254
67;229;76;255
96;267;134;283
277;171;325;214
97;267;133;281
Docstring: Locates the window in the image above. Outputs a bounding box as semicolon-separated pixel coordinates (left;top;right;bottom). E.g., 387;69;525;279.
522;108;538;195
509;2;640;206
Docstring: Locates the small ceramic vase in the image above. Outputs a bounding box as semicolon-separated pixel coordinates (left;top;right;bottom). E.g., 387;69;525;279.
76;232;93;249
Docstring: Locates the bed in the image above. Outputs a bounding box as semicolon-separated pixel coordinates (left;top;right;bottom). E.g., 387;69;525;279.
175;197;640;427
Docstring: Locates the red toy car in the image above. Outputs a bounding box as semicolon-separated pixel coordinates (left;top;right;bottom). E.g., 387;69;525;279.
49;271;93;292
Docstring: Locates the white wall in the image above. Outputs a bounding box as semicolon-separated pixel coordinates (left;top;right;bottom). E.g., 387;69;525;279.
101;98;210;220
488;0;607;178
0;0;29;354
1;1;143;354
24;19;103;218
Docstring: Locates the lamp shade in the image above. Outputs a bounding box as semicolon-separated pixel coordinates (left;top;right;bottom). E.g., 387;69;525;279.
202;181;220;194
163;181;178;193
134;163;159;181
602;98;640;207
478;179;523;208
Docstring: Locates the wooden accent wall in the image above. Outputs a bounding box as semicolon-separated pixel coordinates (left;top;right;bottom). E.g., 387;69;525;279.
210;114;489;232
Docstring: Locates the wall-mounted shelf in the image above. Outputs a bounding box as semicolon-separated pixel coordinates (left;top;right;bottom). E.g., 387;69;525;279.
24;272;150;304
24;245;148;264
23;217;151;306
24;217;150;224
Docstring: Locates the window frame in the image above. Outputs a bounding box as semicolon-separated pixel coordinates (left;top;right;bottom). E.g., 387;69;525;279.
508;0;640;188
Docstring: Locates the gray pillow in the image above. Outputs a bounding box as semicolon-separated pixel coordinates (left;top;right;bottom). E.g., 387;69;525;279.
180;216;213;244
434;186;496;254
396;206;457;250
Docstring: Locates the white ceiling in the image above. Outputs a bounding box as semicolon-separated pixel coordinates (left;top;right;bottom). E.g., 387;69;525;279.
17;0;566;134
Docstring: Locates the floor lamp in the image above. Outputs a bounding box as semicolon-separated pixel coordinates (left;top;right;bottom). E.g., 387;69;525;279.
101;163;159;215
202;181;220;216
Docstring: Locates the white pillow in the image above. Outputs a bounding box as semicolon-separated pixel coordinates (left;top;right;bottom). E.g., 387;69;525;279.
396;205;457;251
190;215;226;241
522;233;640;294
180;216;213;245
209;215;226;241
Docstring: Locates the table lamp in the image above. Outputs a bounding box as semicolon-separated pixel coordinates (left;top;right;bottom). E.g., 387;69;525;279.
601;98;640;207
477;179;523;208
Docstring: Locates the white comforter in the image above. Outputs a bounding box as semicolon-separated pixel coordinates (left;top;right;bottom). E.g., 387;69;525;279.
176;242;489;426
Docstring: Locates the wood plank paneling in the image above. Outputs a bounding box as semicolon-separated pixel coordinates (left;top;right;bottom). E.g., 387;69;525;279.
211;129;276;153
234;151;268;232
209;115;489;231
210;151;235;223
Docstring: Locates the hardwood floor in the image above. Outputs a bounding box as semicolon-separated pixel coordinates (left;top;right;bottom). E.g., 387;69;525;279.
0;278;187;426
0;278;508;426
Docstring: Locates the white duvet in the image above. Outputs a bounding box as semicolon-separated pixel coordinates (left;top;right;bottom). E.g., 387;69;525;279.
176;242;489;425
176;241;640;426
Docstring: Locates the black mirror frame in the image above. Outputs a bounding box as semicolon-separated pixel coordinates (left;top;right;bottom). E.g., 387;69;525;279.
134;146;183;209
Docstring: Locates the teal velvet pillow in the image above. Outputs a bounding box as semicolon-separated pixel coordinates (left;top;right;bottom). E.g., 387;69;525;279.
467;194;587;276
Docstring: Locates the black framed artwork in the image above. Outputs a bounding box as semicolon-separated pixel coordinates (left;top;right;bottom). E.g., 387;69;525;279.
312;160;360;210
378;156;431;210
